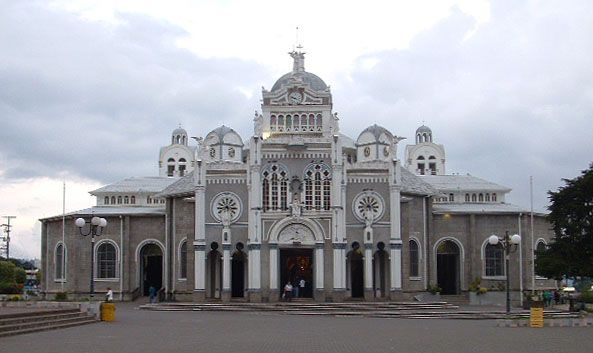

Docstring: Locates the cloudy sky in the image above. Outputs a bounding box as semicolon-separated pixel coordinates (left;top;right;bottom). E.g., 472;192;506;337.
1;0;592;259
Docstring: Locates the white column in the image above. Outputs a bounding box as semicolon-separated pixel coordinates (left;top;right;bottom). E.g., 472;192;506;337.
248;244;261;290
333;245;345;289
390;241;402;290
364;243;373;290
194;243;206;290
315;244;324;290
194;184;206;291
269;244;278;290
222;243;231;292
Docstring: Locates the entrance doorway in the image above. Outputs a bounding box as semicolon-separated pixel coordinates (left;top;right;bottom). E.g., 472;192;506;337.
347;243;364;298
436;240;460;295
231;244;246;298
373;243;388;298
140;243;163;296
207;242;222;299
280;248;313;299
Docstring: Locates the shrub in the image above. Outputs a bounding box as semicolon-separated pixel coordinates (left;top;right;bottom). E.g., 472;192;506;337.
477;287;488;295
0;283;21;294
427;284;442;294
469;277;481;292
580;291;593;303
54;292;68;301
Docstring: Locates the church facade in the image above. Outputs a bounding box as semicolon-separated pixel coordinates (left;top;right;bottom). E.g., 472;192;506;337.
40;52;556;303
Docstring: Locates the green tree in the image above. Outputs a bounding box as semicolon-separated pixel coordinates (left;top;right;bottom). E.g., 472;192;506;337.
536;163;593;278
0;261;16;284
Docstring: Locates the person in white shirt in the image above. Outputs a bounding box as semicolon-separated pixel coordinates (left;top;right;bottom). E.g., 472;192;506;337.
105;287;114;302
299;279;306;298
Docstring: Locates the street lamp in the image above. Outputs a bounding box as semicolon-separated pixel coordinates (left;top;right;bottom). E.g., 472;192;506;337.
488;231;521;314
75;216;107;299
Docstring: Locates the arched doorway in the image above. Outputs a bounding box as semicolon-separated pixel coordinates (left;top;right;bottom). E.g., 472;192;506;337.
347;242;364;298
207;242;222;299
373;242;388;298
436;240;460;295
140;243;163;296
279;248;313;299
231;243;246;298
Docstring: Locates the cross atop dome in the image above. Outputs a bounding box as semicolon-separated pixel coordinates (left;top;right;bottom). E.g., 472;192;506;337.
290;50;306;73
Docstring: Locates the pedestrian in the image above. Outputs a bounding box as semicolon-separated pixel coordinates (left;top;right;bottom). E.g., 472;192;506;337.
284;282;293;302
543;290;552;307
105;287;114;302
293;278;300;298
149;285;157;304
299;278;306;298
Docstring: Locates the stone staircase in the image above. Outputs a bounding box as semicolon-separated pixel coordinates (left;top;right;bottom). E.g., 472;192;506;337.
139;301;579;320
0;308;97;337
440;294;470;306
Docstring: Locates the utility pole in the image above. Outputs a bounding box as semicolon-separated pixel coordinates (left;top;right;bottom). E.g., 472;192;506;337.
1;216;16;260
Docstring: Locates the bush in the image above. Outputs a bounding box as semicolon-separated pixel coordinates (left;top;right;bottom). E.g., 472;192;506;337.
0;261;16;283
427;284;442;294
0;283;21;294
580;291;593;303
54;292;68;301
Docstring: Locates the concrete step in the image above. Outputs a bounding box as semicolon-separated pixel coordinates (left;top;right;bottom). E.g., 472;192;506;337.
0;312;89;330
0;317;97;338
0;308;97;337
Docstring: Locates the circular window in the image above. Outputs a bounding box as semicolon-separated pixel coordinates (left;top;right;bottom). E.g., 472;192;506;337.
364;146;371;157
352;190;385;223
210;192;242;223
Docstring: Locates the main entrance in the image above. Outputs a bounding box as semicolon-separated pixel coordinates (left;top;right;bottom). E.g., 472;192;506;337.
140;243;163;296
280;248;313;299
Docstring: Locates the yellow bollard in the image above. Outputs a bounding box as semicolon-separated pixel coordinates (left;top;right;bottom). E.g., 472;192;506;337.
101;302;116;322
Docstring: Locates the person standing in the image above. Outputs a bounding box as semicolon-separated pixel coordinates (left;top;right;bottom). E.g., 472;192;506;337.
283;282;293;302
105;287;114;302
149;285;157;304
299;278;306;298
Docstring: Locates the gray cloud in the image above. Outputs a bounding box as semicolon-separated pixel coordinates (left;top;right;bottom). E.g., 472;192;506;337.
334;3;593;210
0;1;268;183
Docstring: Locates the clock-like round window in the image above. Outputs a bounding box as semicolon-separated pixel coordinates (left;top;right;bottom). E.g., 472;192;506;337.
228;147;235;158
352;191;385;223
209;148;216;158
364;146;371;157
210;192;242;223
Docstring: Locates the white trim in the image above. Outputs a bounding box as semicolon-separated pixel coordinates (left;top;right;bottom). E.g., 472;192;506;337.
53;242;67;282
268;217;325;245
135;238;166;291
432;237;465;291
178;237;188;280
94;239;120;280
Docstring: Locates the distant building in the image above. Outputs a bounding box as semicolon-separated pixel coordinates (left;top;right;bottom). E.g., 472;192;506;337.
40;52;555;303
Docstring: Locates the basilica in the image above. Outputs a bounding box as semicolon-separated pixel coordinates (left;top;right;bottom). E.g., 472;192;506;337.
40;52;555;303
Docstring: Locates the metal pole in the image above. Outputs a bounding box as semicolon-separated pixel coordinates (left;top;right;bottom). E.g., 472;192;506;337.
530;176;535;295
505;231;511;314
90;231;95;300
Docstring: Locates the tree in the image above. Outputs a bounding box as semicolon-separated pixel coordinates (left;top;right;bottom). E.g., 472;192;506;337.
536;163;593;279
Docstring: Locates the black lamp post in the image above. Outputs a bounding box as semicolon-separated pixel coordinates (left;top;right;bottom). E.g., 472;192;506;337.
488;231;521;314
75;216;107;299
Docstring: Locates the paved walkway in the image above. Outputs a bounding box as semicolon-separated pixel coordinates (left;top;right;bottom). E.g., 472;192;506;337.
0;302;591;353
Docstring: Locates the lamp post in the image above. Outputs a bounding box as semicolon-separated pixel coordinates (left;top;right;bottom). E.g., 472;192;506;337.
488;231;521;314
75;216;107;300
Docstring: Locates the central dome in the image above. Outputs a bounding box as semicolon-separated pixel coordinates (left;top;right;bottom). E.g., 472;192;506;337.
270;51;328;92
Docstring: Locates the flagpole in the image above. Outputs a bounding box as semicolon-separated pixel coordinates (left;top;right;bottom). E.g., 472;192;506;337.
530;176;535;295
61;181;66;293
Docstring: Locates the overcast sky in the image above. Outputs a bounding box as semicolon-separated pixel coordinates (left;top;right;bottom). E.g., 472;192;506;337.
1;0;592;259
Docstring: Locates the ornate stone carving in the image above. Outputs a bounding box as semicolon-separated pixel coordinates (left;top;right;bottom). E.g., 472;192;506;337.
278;224;315;244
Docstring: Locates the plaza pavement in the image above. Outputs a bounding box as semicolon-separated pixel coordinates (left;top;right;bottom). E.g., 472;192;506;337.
0;302;591;353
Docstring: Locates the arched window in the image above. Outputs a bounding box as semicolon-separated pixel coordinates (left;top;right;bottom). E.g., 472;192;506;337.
485;243;504;277
535;240;547;278
270;115;277;131
409;239;419;277
316;113;322;131
111;196;116;204
278;115;284;131
492;193;497;202
471;194;477;202
286;115;292;131
124;196;129;204
55;243;66;281
178;158;187;176
465;194;470;202
104;196;109;205
478;193;484;202
448;193;454;202
131;196;136;204
147;196;152;204
97;242;117;279
117;196;122;204
308;114;315;131
485;193;490;202
179;240;187;279
304;163;331;211
167;158;176;177
261;164;289;212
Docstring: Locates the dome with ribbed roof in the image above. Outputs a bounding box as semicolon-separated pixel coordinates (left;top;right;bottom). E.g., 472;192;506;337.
358;124;393;143
171;126;188;145
416;125;432;134
270;51;328;92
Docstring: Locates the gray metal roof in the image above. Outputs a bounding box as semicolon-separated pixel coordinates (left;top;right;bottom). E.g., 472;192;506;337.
40;206;166;221
271;71;328;92
401;168;437;195
358;124;393;142
416;125;432;134
155;172;195;198
419;174;511;193
90;177;178;194
432;203;545;215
